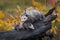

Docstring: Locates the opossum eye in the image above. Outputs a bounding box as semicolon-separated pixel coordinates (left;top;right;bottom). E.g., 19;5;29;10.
25;15;28;17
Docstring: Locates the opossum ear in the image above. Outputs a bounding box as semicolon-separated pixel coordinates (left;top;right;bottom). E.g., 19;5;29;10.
25;15;28;17
25;9;27;14
24;10;29;17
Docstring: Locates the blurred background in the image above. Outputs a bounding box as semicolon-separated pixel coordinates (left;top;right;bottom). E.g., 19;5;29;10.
0;0;60;40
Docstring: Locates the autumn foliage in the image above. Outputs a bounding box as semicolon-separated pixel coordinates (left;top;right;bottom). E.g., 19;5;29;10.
0;0;60;36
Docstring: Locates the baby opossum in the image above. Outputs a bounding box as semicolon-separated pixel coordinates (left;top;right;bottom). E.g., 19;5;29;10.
15;15;34;30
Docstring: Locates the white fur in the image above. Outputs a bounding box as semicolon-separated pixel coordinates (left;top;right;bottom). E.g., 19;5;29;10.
25;9;41;18
29;24;34;29
20;15;28;22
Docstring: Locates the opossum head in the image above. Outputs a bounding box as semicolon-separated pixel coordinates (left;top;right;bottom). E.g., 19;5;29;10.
21;15;28;22
20;9;31;22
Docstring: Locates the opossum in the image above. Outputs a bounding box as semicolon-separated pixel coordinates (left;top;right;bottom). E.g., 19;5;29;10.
15;9;43;30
